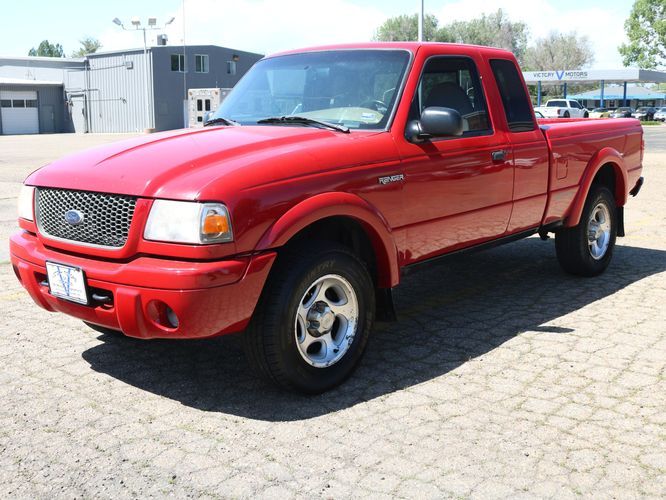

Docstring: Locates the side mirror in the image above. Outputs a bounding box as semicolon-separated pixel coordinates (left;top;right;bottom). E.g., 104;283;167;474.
203;111;213;123
406;107;463;143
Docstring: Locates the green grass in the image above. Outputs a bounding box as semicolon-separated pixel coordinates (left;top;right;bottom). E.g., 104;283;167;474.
641;121;663;126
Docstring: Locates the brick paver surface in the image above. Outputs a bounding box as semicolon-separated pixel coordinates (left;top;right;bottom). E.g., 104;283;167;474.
1;130;665;498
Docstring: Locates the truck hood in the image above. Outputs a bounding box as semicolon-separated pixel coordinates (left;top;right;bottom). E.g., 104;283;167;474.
26;126;395;200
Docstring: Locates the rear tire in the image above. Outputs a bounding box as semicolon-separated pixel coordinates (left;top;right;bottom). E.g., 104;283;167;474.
555;185;617;276
243;244;375;394
563;111;570;118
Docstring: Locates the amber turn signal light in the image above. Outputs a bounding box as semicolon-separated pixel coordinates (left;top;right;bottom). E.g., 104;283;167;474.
202;212;230;235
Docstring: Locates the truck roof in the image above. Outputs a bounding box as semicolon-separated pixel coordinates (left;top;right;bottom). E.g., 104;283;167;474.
267;42;517;60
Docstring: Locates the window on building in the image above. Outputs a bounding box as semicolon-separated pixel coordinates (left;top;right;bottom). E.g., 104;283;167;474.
13;99;25;108
0;100;11;108
171;54;185;72
197;99;203;111
205;99;211;111
195;54;209;73
25;99;38;108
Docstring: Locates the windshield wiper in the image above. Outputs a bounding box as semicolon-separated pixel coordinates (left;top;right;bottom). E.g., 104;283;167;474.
203;117;240;127
257;116;349;133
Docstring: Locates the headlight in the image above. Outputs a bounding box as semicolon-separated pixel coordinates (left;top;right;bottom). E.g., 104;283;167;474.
17;185;35;221
144;200;233;244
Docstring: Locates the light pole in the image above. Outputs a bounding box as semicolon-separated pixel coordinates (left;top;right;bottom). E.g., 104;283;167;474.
418;0;424;42
113;16;175;131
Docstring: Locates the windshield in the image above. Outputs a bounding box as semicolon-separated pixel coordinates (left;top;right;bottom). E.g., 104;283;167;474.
212;49;411;130
547;100;567;107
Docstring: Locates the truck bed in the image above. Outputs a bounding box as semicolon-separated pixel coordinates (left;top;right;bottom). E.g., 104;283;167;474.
539;118;643;226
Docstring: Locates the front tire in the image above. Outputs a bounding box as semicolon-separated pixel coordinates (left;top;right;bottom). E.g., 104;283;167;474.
555;185;617;276
243;244;375;393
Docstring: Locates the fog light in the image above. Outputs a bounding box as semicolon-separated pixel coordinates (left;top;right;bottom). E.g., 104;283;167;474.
166;306;179;328
146;300;180;331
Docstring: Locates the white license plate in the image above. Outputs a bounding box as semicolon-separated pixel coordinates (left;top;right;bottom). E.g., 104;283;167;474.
45;262;89;305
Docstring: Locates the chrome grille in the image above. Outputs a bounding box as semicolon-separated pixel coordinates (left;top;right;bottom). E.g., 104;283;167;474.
36;188;137;248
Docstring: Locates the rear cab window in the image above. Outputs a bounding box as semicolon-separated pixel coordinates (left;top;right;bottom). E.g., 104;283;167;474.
489;59;536;133
408;56;492;138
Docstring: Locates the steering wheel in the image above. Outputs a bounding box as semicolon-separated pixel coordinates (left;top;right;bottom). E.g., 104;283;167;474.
360;100;388;113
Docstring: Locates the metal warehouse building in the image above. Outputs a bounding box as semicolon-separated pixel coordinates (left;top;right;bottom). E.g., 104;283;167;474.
0;45;262;135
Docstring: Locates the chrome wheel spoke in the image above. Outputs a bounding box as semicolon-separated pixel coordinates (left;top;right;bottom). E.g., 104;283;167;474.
320;333;340;364
303;282;323;309
299;330;321;351
293;274;359;368
331;301;356;322
587;203;611;260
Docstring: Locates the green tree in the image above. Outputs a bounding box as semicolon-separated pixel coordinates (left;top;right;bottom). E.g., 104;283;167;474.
28;40;65;57
619;0;666;69
522;32;594;70
443;9;529;61
373;10;528;61
71;37;102;57
373;13;444;42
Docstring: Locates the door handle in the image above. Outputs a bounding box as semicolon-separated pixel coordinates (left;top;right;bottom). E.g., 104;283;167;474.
491;150;506;161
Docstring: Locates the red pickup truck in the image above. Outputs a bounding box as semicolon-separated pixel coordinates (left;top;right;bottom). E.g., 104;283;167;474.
11;43;644;393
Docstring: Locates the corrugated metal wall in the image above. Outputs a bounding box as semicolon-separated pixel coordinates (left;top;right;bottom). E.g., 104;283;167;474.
86;51;154;133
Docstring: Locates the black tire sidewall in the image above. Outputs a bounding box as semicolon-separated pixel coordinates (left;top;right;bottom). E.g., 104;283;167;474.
268;249;374;393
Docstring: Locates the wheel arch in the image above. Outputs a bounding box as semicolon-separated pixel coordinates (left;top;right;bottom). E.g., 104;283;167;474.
564;148;628;228
255;192;400;288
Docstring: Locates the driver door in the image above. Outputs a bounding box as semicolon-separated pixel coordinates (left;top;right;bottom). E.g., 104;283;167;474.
393;52;513;264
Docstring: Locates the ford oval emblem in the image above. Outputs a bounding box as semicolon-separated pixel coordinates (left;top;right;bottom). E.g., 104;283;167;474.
64;209;85;225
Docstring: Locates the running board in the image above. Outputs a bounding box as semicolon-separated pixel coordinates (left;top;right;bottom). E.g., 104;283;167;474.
402;227;539;277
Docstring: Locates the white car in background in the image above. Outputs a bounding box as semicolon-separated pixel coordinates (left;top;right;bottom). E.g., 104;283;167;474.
654;107;666;121
534;99;589;118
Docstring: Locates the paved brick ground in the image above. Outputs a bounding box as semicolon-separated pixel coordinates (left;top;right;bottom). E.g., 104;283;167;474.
1;130;665;498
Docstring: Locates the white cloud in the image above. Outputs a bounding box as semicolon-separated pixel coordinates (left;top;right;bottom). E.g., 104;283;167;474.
100;0;387;56
97;0;630;69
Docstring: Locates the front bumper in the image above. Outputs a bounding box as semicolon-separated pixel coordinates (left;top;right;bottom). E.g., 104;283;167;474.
10;230;276;339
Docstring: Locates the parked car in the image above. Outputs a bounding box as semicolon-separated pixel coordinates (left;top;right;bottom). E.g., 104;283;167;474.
610;107;634;118
534;99;589;118
632;106;656;121
654;107;666;121
589;107;611;118
10;42;645;393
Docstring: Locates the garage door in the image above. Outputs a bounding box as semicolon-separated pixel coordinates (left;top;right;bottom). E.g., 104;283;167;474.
1;90;39;134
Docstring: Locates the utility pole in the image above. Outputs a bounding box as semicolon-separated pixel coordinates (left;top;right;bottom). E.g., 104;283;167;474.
418;0;424;42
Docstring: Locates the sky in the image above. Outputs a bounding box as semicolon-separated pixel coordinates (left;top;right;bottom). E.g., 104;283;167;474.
0;0;634;69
